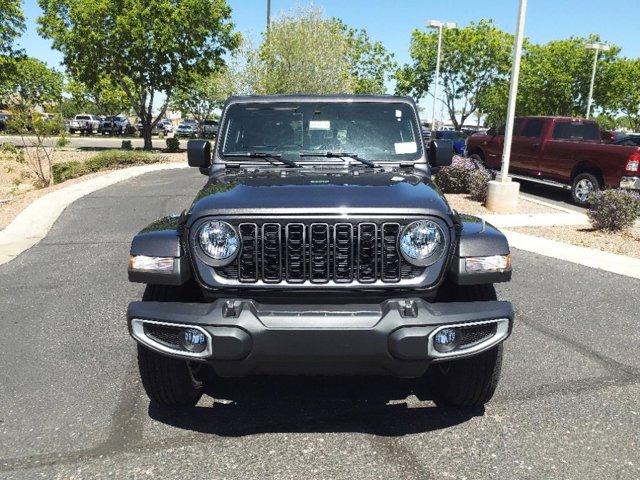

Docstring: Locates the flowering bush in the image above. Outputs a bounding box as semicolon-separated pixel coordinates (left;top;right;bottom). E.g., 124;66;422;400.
434;155;492;202
587;189;640;231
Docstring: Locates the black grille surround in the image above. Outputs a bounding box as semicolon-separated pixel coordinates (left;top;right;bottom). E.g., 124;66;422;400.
189;217;452;289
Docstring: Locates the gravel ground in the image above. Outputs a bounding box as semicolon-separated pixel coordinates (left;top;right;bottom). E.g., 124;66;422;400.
0;150;186;229
513;225;640;258
446;193;557;215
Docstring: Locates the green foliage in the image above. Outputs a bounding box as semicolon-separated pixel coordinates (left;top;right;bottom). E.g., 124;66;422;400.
52;150;163;183
38;0;239;149
61;76;130;118
121;140;132;150
434;156;490;200
165;137;180;153
171;68;232;127
396;20;513;130
598;58;640;132
55;134;70;148
0;0;25;55
246;6;394;95
1;57;63;109
587;189;640;232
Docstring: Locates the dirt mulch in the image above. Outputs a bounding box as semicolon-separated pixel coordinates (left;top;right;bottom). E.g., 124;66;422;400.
0;150;185;230
512;225;640;259
445;194;558;216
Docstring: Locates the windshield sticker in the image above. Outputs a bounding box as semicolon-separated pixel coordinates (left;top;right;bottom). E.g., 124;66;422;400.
391;176;404;182
309;120;331;130
395;109;402;118
394;142;417;154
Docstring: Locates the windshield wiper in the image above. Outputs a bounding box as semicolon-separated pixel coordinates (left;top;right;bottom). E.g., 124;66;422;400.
301;151;376;168
223;152;300;168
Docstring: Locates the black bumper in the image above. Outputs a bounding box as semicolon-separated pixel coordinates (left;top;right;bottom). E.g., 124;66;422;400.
127;298;514;378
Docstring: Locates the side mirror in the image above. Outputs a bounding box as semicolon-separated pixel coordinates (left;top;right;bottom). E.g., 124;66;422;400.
187;140;211;168
428;139;453;169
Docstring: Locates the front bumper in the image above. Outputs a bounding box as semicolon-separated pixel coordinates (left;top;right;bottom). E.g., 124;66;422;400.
620;176;640;190
127;298;513;377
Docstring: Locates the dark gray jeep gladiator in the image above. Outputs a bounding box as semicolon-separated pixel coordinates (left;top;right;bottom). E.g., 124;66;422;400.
127;94;513;409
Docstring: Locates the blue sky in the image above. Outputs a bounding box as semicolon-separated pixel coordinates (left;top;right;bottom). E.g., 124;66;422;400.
19;0;640;71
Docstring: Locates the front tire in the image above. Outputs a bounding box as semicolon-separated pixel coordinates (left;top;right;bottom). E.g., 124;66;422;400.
136;284;204;408
571;172;600;206
424;283;504;407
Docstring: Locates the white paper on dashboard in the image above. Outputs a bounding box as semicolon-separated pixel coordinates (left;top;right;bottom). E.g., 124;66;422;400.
309;120;331;130
394;142;417;154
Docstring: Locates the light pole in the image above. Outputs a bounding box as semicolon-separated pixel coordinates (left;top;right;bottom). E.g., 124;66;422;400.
267;0;271;31
585;42;610;118
485;0;528;213
427;20;456;137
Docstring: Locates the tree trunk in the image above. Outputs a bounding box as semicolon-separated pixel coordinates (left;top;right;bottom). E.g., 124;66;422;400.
143;120;153;150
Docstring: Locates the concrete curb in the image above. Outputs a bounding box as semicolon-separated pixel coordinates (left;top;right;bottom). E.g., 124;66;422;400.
504;230;640;280
0;162;188;266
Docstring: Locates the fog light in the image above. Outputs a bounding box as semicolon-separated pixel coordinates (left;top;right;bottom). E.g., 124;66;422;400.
465;254;511;273
433;328;458;353
182;328;207;353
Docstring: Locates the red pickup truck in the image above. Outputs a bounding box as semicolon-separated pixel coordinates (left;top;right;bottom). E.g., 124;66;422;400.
465;116;640;205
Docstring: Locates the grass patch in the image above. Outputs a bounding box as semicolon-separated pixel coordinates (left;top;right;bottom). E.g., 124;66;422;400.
52;150;164;183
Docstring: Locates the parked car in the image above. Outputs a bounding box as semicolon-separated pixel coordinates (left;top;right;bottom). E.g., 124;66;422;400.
465;116;640;205
157;119;173;133
126;94;514;410
136;121;160;136
202;119;219;138
175;120;198;137
100;115;130;135
435;130;467;155
615;134;640;147
69;114;101;134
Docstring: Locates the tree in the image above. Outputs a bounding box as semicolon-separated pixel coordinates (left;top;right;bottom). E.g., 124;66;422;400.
246;6;394;95
1;56;63;109
598;58;640;132
62;76;131;118
171;68;232;131
0;0;26;87
396;20;513;130
38;0;239;149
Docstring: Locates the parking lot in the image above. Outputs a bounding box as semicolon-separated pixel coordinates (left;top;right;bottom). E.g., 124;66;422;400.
0;168;638;479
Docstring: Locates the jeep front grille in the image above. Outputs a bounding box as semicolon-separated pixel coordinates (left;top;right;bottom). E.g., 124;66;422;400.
214;221;429;285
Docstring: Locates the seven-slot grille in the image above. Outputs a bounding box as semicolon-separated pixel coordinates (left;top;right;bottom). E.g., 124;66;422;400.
218;222;426;284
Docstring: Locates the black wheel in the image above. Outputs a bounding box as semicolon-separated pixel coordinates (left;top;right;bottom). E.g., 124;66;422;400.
571;172;600;206
136;284;204;408
421;284;503;407
69;129;75;134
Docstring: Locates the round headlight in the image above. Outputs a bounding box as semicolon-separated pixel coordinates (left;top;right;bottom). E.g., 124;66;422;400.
197;220;239;262
399;220;445;266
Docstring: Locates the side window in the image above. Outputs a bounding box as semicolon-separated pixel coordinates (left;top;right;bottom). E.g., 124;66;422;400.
521;119;544;138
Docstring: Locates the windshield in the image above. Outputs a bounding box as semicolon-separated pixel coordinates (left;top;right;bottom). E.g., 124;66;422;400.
219;101;423;162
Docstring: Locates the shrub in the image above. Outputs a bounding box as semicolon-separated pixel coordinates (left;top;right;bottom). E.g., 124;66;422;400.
468;168;492;202
121;140;133;150
587;189;640;231
56;135;70;148
434;155;485;194
52;150;163;183
166;137;180;152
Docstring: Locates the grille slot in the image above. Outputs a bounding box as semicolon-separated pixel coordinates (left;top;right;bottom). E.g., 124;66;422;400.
458;323;498;347
309;223;330;283
334;223;354;283
381;223;401;282
357;223;378;283
143;324;185;351
262;223;282;283
285;223;306;283
239;223;258;282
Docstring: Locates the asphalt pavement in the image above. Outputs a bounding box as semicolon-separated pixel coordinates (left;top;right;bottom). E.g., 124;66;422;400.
0;134;171;151
0;168;638;479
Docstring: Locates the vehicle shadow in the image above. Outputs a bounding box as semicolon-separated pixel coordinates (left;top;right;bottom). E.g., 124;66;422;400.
148;375;484;437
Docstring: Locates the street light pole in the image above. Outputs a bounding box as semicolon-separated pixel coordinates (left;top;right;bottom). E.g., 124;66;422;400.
585;42;610;118
485;0;527;213
427;20;456;137
266;0;271;31
498;0;527;183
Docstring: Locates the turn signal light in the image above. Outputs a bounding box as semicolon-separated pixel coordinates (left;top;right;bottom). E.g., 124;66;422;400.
465;254;511;273
128;255;174;273
625;153;640;172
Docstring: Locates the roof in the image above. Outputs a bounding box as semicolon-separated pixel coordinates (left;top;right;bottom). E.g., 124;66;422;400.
224;93;417;106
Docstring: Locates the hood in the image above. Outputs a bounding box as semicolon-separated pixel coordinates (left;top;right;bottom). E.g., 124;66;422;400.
188;167;452;220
